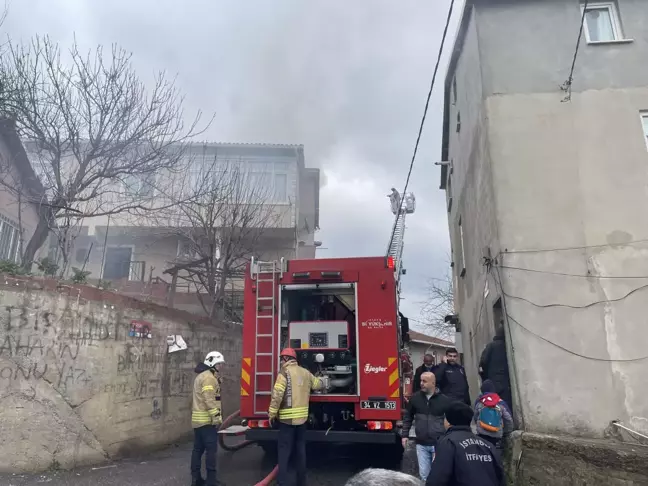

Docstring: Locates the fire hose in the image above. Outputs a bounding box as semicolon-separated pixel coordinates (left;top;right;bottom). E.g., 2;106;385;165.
219;410;278;485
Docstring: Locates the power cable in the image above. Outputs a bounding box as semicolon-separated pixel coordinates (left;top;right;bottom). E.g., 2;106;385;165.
498;264;648;280
501;237;648;255
502;282;648;310
494;266;648;362
560;0;589;102
505;313;648;362
493;265;526;430
386;0;456;256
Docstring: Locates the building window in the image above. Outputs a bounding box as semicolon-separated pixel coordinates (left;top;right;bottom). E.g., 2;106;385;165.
446;171;453;213
641;113;648;150
458;217;466;277
0;216;20;263
452;77;458;105
582;2;624;43
123;172;156;197
274;173;288;203
456;112;461;133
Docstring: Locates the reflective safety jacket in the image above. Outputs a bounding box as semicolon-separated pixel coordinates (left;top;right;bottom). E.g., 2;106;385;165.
192;363;222;428
268;360;322;425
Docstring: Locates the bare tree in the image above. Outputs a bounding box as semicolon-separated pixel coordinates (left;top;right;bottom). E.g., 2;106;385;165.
0;36;208;270
419;271;455;340
149;155;288;318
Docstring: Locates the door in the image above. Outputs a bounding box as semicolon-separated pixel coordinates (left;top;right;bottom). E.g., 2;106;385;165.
103;247;133;280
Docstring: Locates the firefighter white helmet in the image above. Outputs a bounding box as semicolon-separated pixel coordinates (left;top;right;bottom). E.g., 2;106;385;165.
204;351;225;368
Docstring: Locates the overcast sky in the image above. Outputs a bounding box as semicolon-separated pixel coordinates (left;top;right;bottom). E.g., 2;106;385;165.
4;0;460;334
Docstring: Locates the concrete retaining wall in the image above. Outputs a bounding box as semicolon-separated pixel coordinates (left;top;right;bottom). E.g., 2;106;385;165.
505;431;648;485
0;275;242;473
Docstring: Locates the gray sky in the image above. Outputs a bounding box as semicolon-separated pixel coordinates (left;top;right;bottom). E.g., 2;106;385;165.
4;0;459;333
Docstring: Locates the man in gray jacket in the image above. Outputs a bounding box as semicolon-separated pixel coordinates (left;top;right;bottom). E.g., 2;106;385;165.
402;372;453;482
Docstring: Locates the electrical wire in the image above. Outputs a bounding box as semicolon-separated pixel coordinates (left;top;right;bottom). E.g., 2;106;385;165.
498;264;648;280
386;0;456;256
505;313;648;362
502;282;648;310
561;0;589;102
493;265;526;430
501;237;648;255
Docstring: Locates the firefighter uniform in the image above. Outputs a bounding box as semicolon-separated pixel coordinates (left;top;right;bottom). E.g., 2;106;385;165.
268;348;323;486
191;351;225;486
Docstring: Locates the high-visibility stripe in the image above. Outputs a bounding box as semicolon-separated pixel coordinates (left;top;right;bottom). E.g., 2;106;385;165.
274;382;286;392
202;385;215;392
241;368;250;385
241;357;252;397
278;406;309;418
387;357;400;400
208;408;221;416
268;407;278;414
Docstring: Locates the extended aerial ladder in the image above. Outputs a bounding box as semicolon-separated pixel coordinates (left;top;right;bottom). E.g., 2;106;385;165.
386;188;416;307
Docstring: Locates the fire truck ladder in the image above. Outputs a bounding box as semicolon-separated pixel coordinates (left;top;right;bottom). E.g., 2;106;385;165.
250;258;284;415
386;191;415;306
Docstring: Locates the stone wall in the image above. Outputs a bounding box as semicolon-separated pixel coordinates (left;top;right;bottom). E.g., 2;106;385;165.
0;275;242;473
505;431;648;485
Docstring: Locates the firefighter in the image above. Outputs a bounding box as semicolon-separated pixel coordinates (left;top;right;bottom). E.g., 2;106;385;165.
268;348;323;486
191;351;225;486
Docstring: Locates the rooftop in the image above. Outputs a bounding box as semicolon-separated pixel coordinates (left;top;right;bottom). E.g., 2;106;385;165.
409;330;454;347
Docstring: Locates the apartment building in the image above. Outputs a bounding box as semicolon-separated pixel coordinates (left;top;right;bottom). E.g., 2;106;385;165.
441;0;648;445
49;143;319;315
0;119;45;266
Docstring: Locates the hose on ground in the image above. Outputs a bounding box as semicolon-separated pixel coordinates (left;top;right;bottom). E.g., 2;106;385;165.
218;410;255;452
255;465;279;486
218;410;278;485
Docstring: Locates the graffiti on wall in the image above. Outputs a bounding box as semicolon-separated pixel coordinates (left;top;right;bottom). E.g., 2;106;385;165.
129;320;152;339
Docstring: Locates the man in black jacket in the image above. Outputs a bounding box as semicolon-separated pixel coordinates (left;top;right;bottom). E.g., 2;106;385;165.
426;402;503;486
479;327;512;408
402;372;453;482
413;354;436;393
433;348;470;405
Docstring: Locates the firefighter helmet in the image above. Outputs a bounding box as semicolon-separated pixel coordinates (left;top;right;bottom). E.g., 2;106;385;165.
280;348;297;360
204;351;225;368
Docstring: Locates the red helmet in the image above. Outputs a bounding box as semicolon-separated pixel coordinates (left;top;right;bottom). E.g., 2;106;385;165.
280;348;297;360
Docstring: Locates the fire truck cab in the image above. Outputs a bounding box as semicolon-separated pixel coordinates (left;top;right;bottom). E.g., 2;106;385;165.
239;255;410;460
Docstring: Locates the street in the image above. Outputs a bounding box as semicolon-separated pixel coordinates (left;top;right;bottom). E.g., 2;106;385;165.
0;441;419;486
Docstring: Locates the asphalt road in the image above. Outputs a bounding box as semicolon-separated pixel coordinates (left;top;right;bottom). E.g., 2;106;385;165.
0;440;419;486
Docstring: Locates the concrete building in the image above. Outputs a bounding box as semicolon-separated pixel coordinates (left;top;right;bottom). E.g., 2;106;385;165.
49;143;320;316
441;0;648;456
0;119;45;266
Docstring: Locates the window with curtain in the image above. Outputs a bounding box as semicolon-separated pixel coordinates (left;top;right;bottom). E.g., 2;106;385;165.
583;2;623;42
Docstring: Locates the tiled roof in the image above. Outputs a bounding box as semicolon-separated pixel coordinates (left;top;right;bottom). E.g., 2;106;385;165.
409;330;454;347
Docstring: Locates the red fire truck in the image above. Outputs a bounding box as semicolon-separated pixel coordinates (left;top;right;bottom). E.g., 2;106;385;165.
238;255;413;462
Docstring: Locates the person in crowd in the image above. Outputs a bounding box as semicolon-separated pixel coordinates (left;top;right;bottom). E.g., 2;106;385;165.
473;379;514;455
268;348;323;486
413;353;436;393
191;351;226;486
345;468;423;485
433;348;471;405
402;372;453;482
479;327;512;408
426;402;504;486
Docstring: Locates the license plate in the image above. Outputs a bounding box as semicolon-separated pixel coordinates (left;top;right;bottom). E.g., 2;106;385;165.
361;400;397;410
